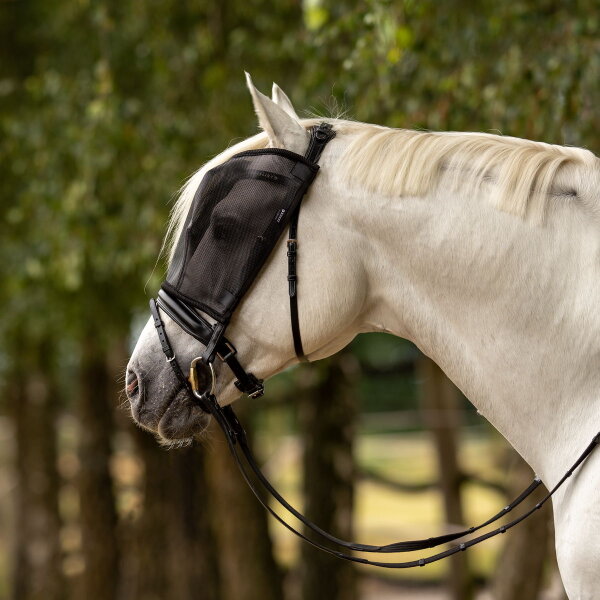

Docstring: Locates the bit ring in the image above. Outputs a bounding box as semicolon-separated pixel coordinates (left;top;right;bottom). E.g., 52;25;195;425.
189;357;216;400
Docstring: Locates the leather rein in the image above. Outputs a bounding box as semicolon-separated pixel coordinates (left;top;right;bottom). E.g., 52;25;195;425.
150;123;600;568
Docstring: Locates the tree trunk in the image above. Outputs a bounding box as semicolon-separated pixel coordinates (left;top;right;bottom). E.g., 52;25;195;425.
166;444;220;600
206;405;284;600
128;426;222;600
298;353;358;600
492;452;549;600
9;339;65;600
128;427;171;600
77;337;119;600
418;356;474;600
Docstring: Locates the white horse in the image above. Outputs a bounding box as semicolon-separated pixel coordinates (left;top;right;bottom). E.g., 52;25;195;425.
127;74;600;598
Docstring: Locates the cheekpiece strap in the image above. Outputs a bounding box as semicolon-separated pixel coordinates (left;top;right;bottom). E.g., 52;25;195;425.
288;122;336;362
150;299;194;393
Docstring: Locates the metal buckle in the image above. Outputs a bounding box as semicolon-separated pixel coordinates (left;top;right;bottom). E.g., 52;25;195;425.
248;377;265;399
217;341;237;362
249;387;265;399
189;358;216;400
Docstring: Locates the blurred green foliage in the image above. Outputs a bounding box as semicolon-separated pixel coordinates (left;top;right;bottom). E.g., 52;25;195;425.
1;0;599;381
1;3;597;597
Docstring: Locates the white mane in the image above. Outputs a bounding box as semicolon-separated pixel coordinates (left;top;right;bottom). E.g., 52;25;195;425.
167;120;600;258
340;123;599;221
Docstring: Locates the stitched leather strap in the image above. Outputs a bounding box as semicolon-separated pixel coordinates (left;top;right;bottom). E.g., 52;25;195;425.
287;229;305;360
200;393;600;567
288;122;336;362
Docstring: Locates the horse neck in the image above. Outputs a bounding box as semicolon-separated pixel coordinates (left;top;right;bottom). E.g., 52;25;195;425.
351;182;600;483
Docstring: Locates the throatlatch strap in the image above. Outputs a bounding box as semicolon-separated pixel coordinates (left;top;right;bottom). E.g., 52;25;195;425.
288;122;336;362
287;222;305;360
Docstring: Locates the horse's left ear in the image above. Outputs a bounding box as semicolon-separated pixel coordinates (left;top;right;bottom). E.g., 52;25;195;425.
245;72;309;153
271;83;300;120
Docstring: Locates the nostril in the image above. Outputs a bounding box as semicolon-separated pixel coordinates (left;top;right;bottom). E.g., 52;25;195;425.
126;370;139;399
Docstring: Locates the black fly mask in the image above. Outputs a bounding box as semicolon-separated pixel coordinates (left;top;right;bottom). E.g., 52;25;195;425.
151;123;336;404
164;150;318;324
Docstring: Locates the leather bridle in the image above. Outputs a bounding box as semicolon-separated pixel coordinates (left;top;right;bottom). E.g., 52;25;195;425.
149;123;600;568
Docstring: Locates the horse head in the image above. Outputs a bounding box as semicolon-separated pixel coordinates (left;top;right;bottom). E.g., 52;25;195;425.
126;75;365;444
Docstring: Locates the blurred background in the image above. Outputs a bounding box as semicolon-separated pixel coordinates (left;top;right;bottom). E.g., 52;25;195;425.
1;1;599;599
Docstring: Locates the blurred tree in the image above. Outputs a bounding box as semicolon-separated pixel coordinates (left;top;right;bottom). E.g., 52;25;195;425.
76;336;120;600
166;446;221;600
205;409;285;600
418;357;474;600
299;0;600;154
8;339;65;600
128;428;171;600
298;353;358;600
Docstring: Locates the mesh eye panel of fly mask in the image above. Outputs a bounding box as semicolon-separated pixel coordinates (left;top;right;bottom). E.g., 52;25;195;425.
163;149;319;323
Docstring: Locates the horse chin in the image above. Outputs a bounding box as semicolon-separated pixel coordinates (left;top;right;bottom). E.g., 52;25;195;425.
138;388;211;448
157;391;211;443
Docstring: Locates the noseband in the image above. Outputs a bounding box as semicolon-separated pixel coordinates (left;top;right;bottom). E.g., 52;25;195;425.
150;123;600;568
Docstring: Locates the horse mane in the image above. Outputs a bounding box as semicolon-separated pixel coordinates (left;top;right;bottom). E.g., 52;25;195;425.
167;119;599;259
339;122;599;221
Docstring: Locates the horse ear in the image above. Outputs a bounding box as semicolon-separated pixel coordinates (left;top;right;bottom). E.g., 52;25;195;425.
245;72;309;153
271;82;300;120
